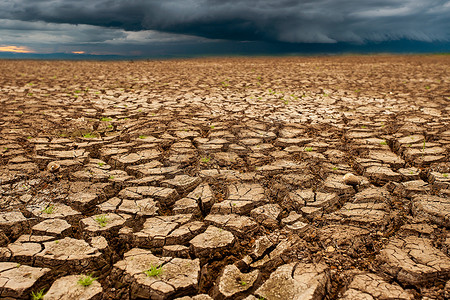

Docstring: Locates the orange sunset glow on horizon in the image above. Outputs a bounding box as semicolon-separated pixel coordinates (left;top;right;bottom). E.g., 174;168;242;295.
0;45;34;53
72;51;85;54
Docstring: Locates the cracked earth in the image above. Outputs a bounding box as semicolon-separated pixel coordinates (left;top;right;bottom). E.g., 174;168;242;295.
0;56;449;299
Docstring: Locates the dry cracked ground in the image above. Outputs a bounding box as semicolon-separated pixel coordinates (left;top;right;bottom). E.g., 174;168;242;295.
0;56;449;300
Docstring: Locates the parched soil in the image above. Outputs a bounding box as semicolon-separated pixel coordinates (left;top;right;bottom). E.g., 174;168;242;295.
0;55;449;300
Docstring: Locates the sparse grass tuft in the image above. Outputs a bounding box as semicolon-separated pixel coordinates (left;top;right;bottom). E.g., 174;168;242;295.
31;289;46;300
42;205;54;214
139;135;147;139
144;264;163;277
380;140;387;145
78;274;98;287
94;215;108;227
201;157;211;163
83;133;97;138
304;147;314;152
100;117;112;122
443;173;448;178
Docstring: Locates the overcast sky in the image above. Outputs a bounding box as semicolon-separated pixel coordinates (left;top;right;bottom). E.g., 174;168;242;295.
0;0;449;57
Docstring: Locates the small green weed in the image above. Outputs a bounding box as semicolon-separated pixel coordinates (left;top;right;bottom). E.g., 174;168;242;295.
42;205;54;214
100;117;112;122
304;147;314;152
332;167;338;171
94;215;108;227
361;125;367;129
31;289;46;300
144;264;163;277
239;280;247;286
443;173;448;178
83;133;97;138
98;162;105;167
201;157;211;163
380;141;387;145
78;274;98;287
139;135;147;139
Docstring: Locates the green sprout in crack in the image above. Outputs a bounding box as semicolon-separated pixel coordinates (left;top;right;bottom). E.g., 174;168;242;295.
144;264;163;277
78;274;98;287
332;167;338;171
361;125;367;129
100;117;112;122
380;140;387;145
31;289;46;300
94;215;108;227
108;175;115;180
98;162;105;167
83;133;97;138
201;157;211;163
42;205;54;214
443;173;449;178
239;280;247;286
139;135;147;139
304;147;314;152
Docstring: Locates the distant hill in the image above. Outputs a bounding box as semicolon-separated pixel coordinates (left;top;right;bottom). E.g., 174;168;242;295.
0;40;449;60
0;52;129;60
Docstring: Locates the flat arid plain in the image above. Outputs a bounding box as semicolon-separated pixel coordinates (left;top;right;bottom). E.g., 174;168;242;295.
0;56;449;299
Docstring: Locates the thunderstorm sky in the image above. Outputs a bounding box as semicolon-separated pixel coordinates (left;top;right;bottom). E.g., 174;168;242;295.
0;0;449;57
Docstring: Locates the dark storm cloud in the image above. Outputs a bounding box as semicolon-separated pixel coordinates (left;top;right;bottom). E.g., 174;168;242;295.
1;0;449;44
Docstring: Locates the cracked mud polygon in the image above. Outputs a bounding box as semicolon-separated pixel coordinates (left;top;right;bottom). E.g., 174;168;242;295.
0;55;449;299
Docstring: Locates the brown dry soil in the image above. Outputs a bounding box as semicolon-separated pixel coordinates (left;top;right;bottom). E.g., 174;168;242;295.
0;56;449;300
